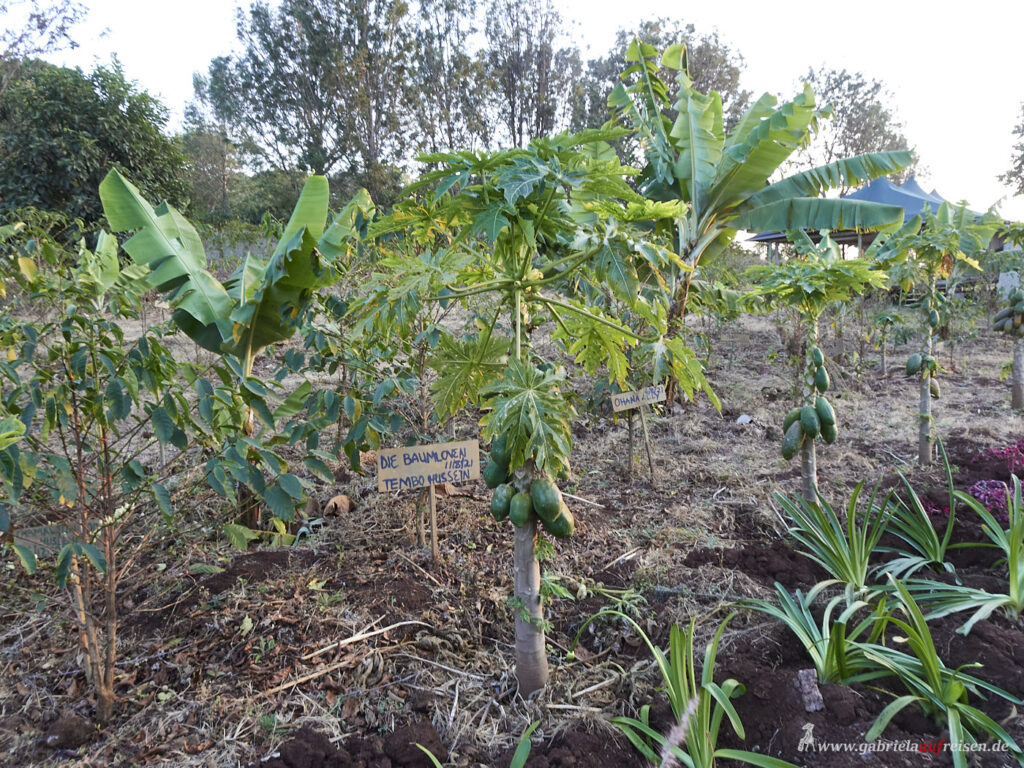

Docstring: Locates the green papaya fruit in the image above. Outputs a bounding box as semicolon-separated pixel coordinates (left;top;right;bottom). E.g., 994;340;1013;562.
483;459;508;489
782;407;802;432
821;422;838;445
543;502;575;538
509;492;533;527
490;433;511;468
530;476;562;523
811;347;824;367
928;309;940;328
815;396;835;426
814;366;830;393
800;405;820;438
491;483;515;521
906;353;922;375
781;420;804;461
1013;289;1024;303
929;378;941;399
995;307;1013;323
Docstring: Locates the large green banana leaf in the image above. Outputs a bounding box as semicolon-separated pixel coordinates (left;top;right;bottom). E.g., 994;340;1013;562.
705;84;819;213
740;151;915;211
222;176;331;365
99;170;233;352
734;198;905;234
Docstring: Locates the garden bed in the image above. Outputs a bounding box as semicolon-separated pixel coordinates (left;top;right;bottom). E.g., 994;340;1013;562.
3;314;1023;767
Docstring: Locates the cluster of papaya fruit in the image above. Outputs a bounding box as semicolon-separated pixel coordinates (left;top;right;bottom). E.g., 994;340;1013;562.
780;346;837;460
993;288;1024;339
483;434;574;538
906;352;941;398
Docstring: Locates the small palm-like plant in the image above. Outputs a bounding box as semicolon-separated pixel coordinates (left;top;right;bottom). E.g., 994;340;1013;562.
860;578;1024;767
99;170;371;527
903;475;1024;635
575;612;797;768
868;203;999;465
777;481;892;596
875;439;962;580
743;582;887;684
610;39;910;403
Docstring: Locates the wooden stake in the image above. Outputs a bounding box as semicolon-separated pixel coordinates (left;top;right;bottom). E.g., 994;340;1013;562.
638;404;655;481
627;410;634;483
429;483;439;565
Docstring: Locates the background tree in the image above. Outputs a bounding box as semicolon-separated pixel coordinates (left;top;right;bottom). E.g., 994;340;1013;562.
795;67;916;191
409;0;491;155
194;0;412;206
180;120;240;221
483;0;581;147
0;0;86;95
0;59;187;228
1002;102;1024;195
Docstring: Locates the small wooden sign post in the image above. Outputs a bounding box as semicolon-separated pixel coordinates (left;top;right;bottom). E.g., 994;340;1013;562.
611;385;666;482
377;439;480;563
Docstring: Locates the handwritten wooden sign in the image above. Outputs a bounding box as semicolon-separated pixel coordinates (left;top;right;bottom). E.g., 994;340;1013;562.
611;385;667;413
14;522;99;558
377;439;480;492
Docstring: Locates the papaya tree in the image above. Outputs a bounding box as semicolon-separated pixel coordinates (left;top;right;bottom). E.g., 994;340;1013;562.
379;129;681;695
609;39;911;403
993;225;1024;410
869;203;998;464
99;170;372;528
747;231;886;502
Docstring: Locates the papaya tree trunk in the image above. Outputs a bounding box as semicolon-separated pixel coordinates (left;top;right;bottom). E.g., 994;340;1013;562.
512;519;548;695
800;318;818;504
511;288;548;695
919;315;934;466
1013;337;1024;411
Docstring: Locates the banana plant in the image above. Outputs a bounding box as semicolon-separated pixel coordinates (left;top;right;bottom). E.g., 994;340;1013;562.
99;170;371;526
383;128;671;695
610;39;911;404
747;231;886;501
868;203;999;464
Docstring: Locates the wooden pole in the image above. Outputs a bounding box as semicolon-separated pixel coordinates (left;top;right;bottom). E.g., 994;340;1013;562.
627;410;634;483
638;405;655;481
429;483;439;565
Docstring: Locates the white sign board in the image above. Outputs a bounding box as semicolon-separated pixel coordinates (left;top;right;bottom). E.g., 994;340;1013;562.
611;385;667;413
377;440;480;492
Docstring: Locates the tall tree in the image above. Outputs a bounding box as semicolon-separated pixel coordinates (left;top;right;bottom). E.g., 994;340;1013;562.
483;0;581;147
409;0;490;154
0;0;86;95
795;67;916;192
1002;103;1024;195
194;0;411;205
0;59;187;226
573;19;752;133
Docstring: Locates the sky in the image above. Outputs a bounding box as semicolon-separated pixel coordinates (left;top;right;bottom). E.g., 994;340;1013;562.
26;0;1024;221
